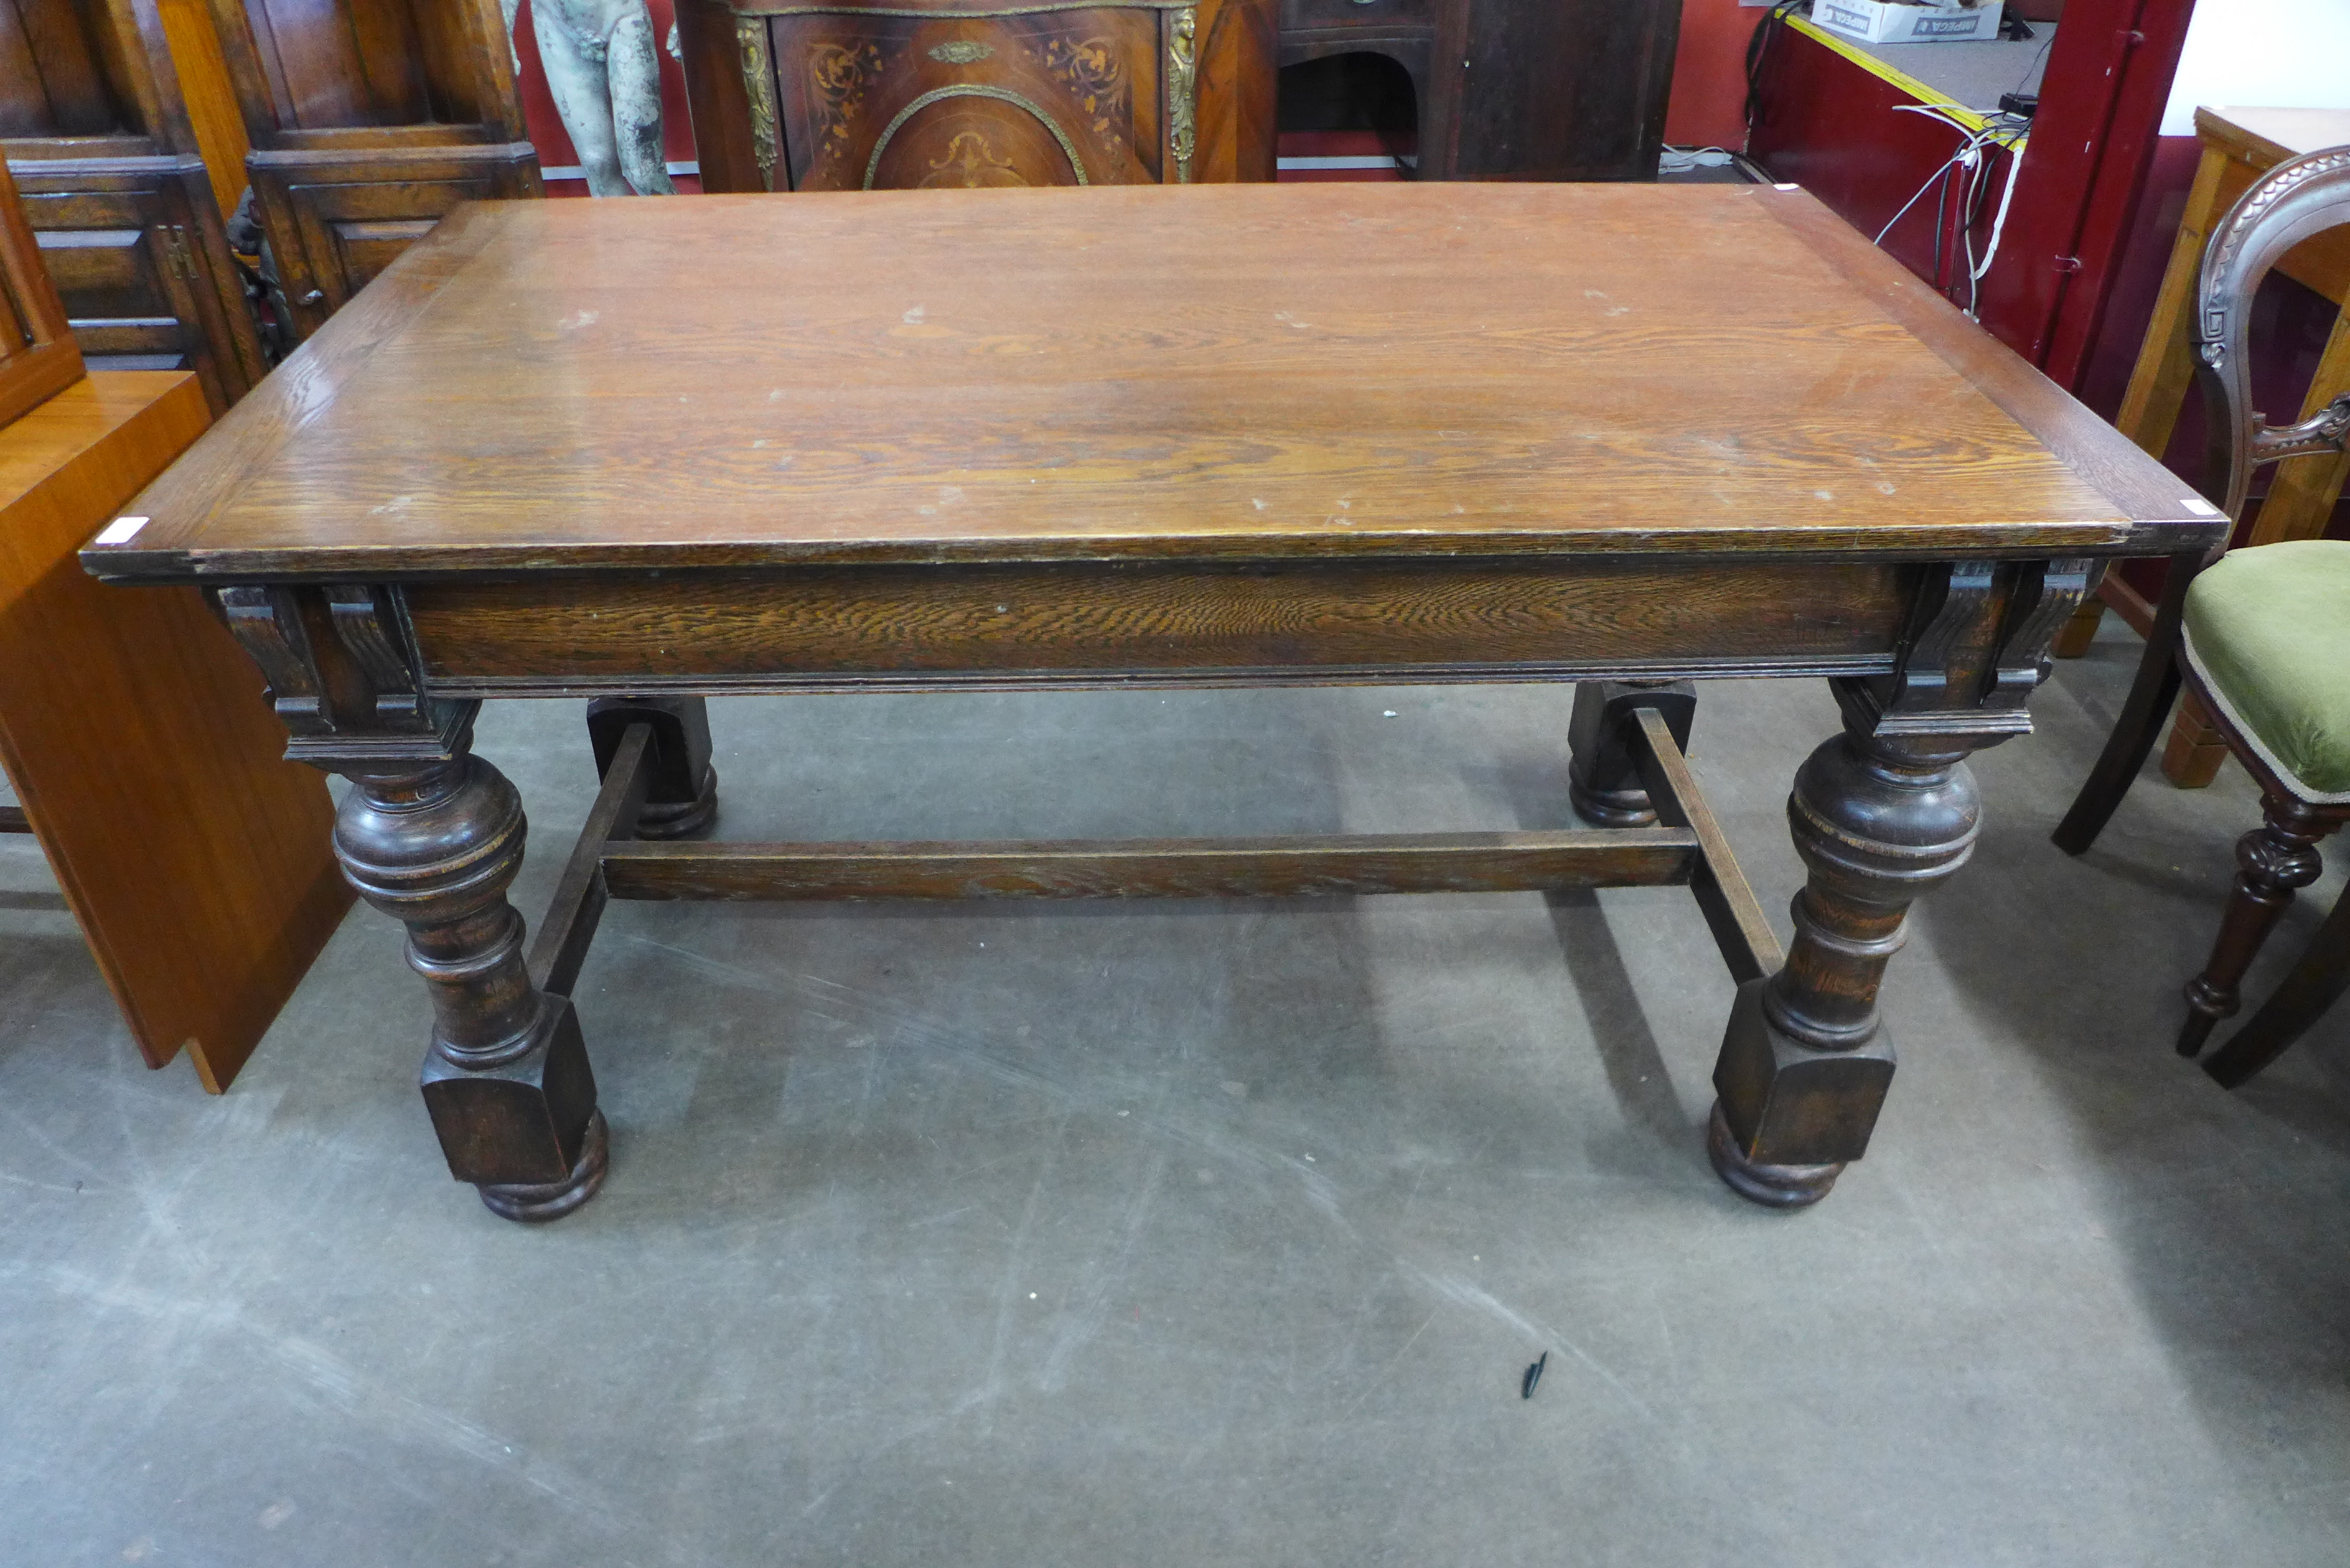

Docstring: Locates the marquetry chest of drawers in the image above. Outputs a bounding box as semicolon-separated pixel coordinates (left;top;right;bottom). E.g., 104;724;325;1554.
677;0;1276;189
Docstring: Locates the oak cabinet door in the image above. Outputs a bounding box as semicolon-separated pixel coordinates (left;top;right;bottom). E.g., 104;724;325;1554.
272;180;479;331
16;172;233;409
251;143;540;341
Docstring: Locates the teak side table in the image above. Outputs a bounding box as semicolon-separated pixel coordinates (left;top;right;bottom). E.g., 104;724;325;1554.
1;373;351;1090
86;185;2220;1218
2054;105;2350;785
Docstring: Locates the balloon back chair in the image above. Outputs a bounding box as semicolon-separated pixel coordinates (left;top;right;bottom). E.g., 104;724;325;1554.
2053;146;2350;1086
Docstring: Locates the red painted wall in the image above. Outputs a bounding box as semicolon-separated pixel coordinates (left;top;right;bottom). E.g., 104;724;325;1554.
1664;0;1763;150
2072;134;2200;421
1747;29;2026;297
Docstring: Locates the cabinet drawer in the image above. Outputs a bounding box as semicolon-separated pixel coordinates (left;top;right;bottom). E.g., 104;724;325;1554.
1279;0;1433;32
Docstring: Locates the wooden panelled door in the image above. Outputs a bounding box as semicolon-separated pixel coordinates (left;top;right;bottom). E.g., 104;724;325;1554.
263;151;524;334
202;0;543;342
688;0;1271;191
0;156;82;426
770;7;1171;189
1;0;268;408
14;168;243;404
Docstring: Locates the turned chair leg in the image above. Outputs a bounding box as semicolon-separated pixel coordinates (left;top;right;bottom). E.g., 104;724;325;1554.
2201;885;2350;1086
2052;551;2203;856
2178;793;2329;1058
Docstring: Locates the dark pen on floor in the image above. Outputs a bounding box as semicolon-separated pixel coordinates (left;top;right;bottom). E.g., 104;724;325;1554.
1521;1351;1548;1399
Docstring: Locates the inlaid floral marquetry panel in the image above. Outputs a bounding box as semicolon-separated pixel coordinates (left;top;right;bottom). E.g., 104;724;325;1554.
764;7;1172;190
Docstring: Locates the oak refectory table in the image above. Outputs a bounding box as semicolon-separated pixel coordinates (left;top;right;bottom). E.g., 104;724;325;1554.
82;184;2222;1220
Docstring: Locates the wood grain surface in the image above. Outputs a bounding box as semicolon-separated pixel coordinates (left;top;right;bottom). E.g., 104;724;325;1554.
403;556;1918;688
1628;706;1781;986
90;182;2212;583
600;828;1699;900
0;374;350;1091
0;159;82;427
1757;192;2219;536
2201;105;2350;167
156;0;254;221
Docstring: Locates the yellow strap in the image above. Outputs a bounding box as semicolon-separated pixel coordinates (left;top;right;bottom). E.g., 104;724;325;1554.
1782;12;2029;145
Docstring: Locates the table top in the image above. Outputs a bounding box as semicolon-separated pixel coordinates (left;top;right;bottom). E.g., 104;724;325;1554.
91;183;2212;584
2196;105;2350;166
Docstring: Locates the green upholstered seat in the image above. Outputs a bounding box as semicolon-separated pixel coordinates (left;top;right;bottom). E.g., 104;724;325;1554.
2181;538;2350;799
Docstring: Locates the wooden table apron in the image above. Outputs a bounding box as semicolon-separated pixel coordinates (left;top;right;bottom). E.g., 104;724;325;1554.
81;184;2220;1221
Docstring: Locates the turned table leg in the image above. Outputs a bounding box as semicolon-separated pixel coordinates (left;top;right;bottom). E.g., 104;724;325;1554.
1708;711;1984;1208
336;749;608;1221
1568;679;1695;827
588;694;718;839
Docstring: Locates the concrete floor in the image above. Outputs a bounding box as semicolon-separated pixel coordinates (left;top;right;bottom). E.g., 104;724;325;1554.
4;622;2349;1567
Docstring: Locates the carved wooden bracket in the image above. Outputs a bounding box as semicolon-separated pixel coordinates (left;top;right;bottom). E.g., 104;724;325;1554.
217;584;333;738
1980;557;2095;714
326;584;439;734
1840;558;2094;740
212;582;474;768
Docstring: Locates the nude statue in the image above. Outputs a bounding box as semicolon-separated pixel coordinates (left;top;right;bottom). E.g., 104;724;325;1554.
502;0;678;196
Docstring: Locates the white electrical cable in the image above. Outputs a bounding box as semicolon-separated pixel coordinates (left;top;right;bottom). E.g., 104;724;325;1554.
1875;128;1989;246
1891;101;1981;136
1872;104;2029;312
1659;145;1736;174
1966;130;2029;318
1960;119;2028;314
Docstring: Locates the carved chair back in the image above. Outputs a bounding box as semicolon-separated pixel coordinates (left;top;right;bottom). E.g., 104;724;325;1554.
2194;146;2350;521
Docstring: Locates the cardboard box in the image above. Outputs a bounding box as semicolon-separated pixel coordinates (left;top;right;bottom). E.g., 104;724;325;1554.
1809;0;2006;44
